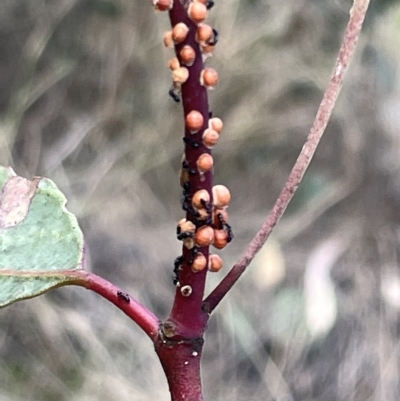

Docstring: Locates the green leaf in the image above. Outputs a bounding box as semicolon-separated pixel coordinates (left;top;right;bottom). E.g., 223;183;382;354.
0;167;84;308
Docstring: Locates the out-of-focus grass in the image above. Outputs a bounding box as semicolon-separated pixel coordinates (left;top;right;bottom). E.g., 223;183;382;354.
1;0;400;400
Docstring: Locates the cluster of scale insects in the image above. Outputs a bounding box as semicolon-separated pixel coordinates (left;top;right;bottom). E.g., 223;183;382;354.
168;23;218;103
173;161;233;286
153;0;233;288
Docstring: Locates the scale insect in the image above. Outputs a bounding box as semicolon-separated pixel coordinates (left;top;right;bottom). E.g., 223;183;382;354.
169;86;181;103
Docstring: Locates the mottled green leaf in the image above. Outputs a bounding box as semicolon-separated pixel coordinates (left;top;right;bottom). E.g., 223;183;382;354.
0;167;84;307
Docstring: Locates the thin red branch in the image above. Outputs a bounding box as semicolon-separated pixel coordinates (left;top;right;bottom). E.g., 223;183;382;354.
204;0;371;313
68;270;160;340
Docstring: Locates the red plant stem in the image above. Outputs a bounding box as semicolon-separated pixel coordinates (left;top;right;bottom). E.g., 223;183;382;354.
155;339;204;401
68;270;160;340
204;0;371;313
152;1;215;399
162;0;211;339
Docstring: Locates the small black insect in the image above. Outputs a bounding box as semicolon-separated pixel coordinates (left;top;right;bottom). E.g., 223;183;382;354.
216;212;224;230
181;190;191;211
169;86;181;103
200;198;213;214
182;200;201;218
183;181;190;194
117;290;130;303
188;247;199;266
216;212;234;243
181;182;200;217
177;231;194;241
182;160;197;175
181;194;190;212
206;0;214;9
225;222;234;243
181;194;200;217
208;28;219;46
183;137;201;149
173;255;184;285
194;216;212;228
209;110;213;118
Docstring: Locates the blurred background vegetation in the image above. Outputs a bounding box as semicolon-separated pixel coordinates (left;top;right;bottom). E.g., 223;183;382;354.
1;0;400;399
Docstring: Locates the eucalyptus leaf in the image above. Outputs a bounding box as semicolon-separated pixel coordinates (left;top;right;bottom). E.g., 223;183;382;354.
0;167;84;308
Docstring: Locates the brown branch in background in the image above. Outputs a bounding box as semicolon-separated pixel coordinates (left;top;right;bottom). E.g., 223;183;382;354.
204;0;371;313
